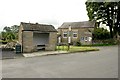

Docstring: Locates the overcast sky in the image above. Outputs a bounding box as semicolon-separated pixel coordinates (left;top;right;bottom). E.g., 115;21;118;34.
0;0;89;30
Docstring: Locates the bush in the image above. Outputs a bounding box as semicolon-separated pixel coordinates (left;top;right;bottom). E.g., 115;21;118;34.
107;39;116;44
1;40;8;44
93;39;117;45
76;42;81;46
93;28;111;40
116;40;120;45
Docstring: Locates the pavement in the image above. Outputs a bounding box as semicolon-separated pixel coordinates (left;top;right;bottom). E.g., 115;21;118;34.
0;45;116;59
1;49;98;59
2;45;118;78
23;51;68;58
0;49;68;59
0;46;99;59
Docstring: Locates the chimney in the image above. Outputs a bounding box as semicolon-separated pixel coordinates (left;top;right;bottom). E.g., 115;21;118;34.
36;22;38;24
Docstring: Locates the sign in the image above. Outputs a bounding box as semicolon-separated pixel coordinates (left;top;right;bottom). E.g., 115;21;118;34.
68;36;71;43
58;37;61;43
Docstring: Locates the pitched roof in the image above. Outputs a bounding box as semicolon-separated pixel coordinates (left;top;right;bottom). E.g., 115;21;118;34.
20;22;57;32
58;21;95;29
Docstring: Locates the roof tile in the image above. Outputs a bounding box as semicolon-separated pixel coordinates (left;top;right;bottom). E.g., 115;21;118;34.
58;21;95;29
21;22;57;32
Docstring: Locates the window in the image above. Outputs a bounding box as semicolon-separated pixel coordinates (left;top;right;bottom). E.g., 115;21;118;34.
73;32;77;38
85;37;87;41
81;37;84;41
88;37;92;41
63;32;67;38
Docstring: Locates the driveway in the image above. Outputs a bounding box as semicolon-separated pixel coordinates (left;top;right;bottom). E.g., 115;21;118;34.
2;46;118;78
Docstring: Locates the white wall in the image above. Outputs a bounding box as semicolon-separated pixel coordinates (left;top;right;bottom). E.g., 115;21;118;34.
33;33;49;46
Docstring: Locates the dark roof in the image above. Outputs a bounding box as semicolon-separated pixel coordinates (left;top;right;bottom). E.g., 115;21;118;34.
21;22;57;32
58;21;95;29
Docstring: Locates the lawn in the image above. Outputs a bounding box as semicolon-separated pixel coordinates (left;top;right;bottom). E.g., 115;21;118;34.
56;46;99;53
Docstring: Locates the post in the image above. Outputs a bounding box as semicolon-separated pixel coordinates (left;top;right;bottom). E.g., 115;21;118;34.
58;36;61;51
58;36;61;44
68;26;72;51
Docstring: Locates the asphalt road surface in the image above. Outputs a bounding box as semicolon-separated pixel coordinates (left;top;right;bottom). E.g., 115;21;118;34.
2;46;118;78
0;49;15;59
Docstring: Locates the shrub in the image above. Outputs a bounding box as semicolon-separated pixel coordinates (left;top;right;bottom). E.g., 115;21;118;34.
76;42;81;46
1;40;8;44
93;28;111;40
107;39;116;44
93;39;117;45
116;40;120;45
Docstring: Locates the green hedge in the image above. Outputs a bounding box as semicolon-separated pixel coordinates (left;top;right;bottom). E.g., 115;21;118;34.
0;40;8;44
82;43;116;47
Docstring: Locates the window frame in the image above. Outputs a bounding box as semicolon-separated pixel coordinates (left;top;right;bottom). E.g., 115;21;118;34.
73;32;78;38
63;32;68;38
80;37;84;41
85;36;88;41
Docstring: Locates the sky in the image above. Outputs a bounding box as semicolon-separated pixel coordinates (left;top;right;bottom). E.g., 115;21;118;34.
0;0;89;31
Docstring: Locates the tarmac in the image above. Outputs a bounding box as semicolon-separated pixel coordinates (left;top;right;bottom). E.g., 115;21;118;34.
1;49;68;59
2;46;118;78
0;50;23;60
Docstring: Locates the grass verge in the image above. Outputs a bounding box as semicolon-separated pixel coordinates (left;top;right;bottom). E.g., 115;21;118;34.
56;46;99;53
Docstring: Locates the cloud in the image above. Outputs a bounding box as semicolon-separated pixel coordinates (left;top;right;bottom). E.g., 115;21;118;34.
0;0;88;31
39;18;60;28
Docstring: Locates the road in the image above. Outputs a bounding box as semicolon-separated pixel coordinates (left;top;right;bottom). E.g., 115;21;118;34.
2;46;118;78
0;49;15;59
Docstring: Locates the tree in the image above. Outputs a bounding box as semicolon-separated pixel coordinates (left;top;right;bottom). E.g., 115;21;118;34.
6;32;16;41
3;26;11;32
93;27;110;40
10;25;19;39
1;25;19;42
1;31;7;40
11;25;19;33
85;1;120;38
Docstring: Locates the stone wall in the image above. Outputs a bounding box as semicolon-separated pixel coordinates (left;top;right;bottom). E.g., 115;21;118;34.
18;25;23;45
78;28;93;45
22;31;34;53
58;28;94;45
46;32;57;51
22;31;57;52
